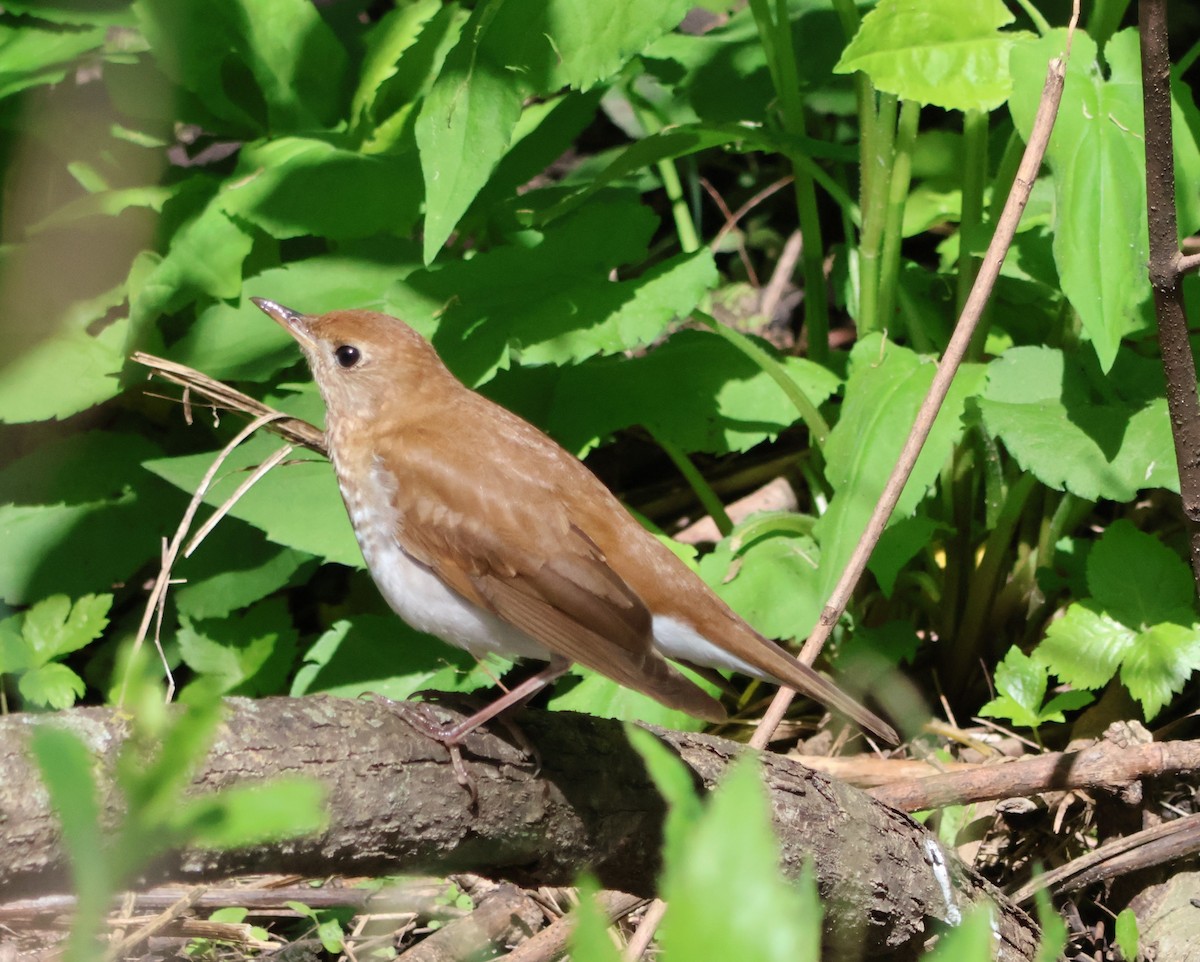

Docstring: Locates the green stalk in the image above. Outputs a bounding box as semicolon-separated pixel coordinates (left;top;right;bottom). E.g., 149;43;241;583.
694;311;831;445
1010;0;1052;35
877;100;919;335
956;472;1037;663
652;430;734;537
857;93;898;335
656;155;700;254
748;0;830;362
956;109;988;319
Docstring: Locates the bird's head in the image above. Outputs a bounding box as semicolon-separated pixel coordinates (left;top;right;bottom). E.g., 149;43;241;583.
252;298;448;420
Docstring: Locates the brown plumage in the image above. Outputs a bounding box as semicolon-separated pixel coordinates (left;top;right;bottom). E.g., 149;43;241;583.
254;298;897;745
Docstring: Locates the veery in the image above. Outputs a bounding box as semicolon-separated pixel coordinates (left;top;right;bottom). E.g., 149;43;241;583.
253;298;897;746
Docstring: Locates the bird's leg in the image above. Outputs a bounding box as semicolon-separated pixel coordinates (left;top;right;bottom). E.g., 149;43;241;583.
396;657;571;796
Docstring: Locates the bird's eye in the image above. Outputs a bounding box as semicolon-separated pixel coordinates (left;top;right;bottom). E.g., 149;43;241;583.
333;345;361;369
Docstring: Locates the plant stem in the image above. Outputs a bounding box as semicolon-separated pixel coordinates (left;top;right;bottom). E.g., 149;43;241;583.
877;100;919;335
857;93;898;335
956;109;988;320
652;430;733;537
748;0;830;361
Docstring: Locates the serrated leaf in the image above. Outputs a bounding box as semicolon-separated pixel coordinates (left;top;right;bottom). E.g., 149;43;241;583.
19;662;87;709
1010;30;1149;371
1120;621;1200;720
1086;520;1195;627
415;6;524;262
351;0;443;129
978;693;1042;730
659;758;822;962
390;201;716;385
22;593;112;663
835;0;1027;111
131;200;253;324
290;614;503;700
982;647;1047;725
977;347;1177;500
1038;601;1132;691
177;598;298;698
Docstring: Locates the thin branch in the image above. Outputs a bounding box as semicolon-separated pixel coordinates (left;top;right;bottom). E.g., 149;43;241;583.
750;11;1078;750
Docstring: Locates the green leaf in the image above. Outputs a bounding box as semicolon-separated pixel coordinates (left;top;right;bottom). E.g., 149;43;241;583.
30;728;109;955
659;757;822;962
21;593;112;664
537;328;837;456
977;347;1178;501
1114;908;1139;961
1038;602;1133;691
1120;621;1200;720
815;335;984;605
0;21;108;100
548;665;716;730
624;724;705;867
134;0;349;133
1086;520;1195;627
19;662;87;709
567;876;625;962
290;614;503;700
923;906;996;961
869;515;941;596
174;777;328;848
177;599;298;698
219;138;423;240
142;434;362;568
0;317;128;423
168;244;421;382
697;528;822;642
174;524;312;621
835;0;1028;111
390;201;716;385
131;199;253;324
1010;30;1149;371
979;647;1048;729
351;0;443;130
0;432;173;606
415;4;525;262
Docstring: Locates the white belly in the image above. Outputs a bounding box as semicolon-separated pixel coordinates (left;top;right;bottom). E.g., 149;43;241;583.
338;459;550;661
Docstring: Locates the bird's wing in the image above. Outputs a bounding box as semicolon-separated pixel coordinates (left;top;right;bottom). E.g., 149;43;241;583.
380;422;725;722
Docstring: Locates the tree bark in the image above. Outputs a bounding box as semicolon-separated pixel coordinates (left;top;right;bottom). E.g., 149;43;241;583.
0;696;1039;959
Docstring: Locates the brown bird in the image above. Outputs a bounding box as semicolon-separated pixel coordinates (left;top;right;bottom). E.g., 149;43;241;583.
253;298;897;746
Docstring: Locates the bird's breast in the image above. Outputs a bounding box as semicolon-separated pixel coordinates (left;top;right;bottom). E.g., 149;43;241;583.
332;452;549;661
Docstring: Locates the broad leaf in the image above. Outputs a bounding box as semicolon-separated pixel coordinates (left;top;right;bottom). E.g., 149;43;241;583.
290;614;502;699
1010;31;1149;371
836;0;1028;111
978;347;1177;501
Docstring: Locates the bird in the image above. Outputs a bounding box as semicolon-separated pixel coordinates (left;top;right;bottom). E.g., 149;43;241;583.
253;298;898;746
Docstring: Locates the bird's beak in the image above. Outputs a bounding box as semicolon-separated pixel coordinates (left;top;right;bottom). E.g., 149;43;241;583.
251;297;314;346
